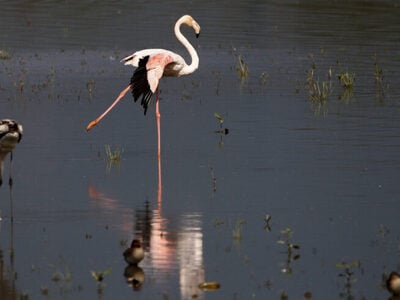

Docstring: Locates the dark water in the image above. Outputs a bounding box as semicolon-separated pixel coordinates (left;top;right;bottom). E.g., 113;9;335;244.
1;1;400;299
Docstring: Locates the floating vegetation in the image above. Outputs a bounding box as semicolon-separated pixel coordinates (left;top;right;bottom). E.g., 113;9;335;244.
236;54;249;81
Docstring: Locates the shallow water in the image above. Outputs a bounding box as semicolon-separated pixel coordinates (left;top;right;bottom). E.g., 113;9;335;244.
1;1;400;299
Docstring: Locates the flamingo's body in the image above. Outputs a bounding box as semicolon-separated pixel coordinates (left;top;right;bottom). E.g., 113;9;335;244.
0;119;23;186
123;239;145;265
86;15;200;158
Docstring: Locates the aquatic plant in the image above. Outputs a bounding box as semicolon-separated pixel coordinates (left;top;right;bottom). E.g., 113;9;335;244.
86;79;95;98
264;214;272;232
105;145;123;161
214;112;224;126
214;113;229;135
0;49;11;60
209;166;217;192
91;268;112;282
232;219;246;241
306;66;332;104
92;268;112;296
373;60;387;103
105;145;124;172
337;71;355;89
277;228;300;274
336;260;360;299
236;55;249;80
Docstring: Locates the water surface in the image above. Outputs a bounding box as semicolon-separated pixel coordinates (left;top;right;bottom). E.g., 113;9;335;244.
0;1;400;299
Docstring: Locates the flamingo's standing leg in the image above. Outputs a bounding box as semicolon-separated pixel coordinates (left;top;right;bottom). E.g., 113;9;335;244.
9;152;13;187
155;88;162;205
155;88;161;159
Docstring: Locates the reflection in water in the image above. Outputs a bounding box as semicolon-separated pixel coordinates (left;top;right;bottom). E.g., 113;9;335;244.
0;178;18;299
133;191;205;298
88;155;205;298
124;265;145;291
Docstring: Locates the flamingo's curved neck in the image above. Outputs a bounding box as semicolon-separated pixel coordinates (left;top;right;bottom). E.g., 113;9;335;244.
174;18;199;76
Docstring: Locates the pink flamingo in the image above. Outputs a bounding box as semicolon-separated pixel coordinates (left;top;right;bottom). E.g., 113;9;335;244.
86;15;201;159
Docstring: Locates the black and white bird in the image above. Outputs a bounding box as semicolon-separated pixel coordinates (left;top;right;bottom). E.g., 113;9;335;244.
0;119;23;186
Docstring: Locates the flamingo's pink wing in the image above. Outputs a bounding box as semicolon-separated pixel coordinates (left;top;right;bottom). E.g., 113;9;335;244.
146;53;175;92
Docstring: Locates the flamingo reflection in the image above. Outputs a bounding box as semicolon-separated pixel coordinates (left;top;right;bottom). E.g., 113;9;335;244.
0;119;23;187
88;155;204;298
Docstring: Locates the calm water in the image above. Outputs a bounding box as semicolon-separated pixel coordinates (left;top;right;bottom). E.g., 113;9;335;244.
0;1;400;299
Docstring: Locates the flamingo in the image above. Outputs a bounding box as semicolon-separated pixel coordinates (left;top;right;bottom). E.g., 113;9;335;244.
0;119;23;186
86;15;201;159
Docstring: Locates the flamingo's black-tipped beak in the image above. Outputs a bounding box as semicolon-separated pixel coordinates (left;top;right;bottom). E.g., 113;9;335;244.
196;33;200;38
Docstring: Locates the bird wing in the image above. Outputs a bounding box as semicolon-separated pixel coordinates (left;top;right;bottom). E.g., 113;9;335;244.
121;49;170;67
145;53;175;93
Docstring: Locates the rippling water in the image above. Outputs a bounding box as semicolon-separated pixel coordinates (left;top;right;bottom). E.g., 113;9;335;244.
0;1;400;299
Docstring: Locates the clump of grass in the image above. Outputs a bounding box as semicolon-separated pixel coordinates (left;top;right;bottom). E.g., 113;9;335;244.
236;55;249;80
0;49;11;60
337;71;355;89
306;66;332;104
105;145;123;162
105;145;123;172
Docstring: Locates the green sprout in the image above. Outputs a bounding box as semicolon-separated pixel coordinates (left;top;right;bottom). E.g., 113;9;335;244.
91;268;112;283
236;55;249;80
